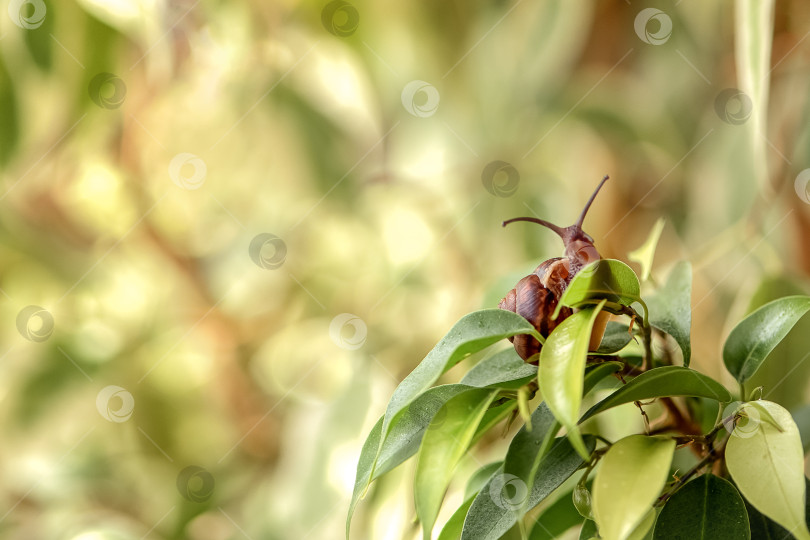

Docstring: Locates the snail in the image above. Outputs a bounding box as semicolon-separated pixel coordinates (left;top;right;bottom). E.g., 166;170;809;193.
498;175;610;362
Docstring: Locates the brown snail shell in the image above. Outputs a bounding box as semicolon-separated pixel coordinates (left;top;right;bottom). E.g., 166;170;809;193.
499;175;610;362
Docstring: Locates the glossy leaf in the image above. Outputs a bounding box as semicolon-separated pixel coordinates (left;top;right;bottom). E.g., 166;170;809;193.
465;462;503;500
653;474;749;539
595;322;634;354
583;362;623;395
461;436;595;540
726;400;810;540
348;384;480;537
646;261;692;366
461;348;536;389
383;309;540;438
502;403;559;516
439;496;476;540
540;301;606;459
627;218;665;282
745;477;810;540
626;509;656;540
579;366;731;423
415;389;498;539
723;296;810;384
528;486;586;540
592;435;675;540
557;259;642;314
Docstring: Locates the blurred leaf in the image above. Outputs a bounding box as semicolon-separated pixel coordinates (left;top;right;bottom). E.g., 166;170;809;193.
539;301;607;459
595;322;634;355
734;0;774;193
415;389;498;539
792;404;810;452
627;219;665;282
646;261;692;366
461;436;596;540
653;474;749;539
592;435;675;540
23;6;54;71
726;401;810;540
722;296;810;384
461;348;536;389
0;57;19;167
579;367;730;423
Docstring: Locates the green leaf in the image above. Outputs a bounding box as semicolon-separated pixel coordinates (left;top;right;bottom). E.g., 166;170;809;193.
0;57;19;167
744;477;810;540
557;259;642;314
540;301;607;459
348;384;478;537
583;362;624;395
646;261;693;366
461;348;537;389
439;497;476;540
726;400;810;540
579;366;731;424
579;519;598;540
595;322;634;354
734;0;774;197
627;218;665;282
528;486;586;540
792;403;810;452
383;310;540;438
461;436;596;540
465;462;503;500
415;389;498;539
626;509;656;540
23;7;54;71
653;474;750;539
723;296;810;384
592;435;675;540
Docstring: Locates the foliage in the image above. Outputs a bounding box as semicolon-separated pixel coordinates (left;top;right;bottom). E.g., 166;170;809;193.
349;259;810;540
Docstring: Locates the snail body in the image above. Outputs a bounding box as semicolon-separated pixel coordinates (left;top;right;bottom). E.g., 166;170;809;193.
499;175;610;361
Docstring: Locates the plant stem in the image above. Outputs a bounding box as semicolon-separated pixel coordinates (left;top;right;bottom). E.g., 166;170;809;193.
656;433;731;505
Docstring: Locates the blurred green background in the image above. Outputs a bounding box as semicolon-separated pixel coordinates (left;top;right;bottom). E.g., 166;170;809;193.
1;0;810;538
